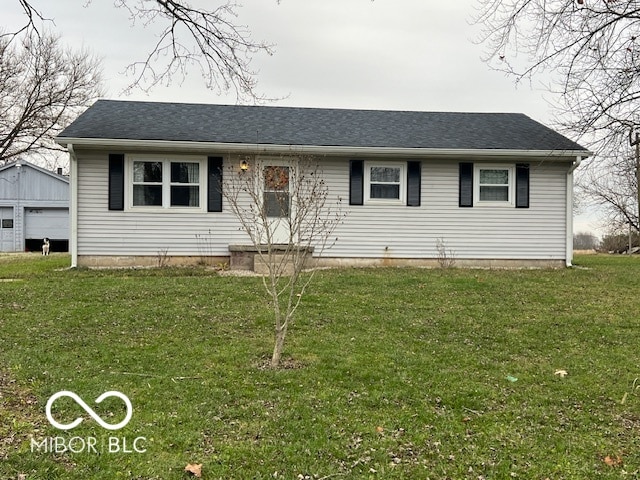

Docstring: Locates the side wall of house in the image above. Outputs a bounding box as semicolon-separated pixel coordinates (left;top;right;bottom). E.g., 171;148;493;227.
74;149;569;266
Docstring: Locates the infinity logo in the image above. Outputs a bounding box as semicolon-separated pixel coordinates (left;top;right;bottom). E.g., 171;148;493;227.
45;391;133;431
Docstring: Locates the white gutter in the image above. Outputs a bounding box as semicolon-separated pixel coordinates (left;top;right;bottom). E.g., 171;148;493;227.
54;137;591;160
566;155;583;267
67;144;78;268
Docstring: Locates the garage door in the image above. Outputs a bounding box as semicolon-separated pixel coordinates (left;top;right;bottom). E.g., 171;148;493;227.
24;208;69;240
0;207;15;251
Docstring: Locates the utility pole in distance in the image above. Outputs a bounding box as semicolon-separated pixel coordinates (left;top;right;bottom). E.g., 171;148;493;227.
629;128;640;237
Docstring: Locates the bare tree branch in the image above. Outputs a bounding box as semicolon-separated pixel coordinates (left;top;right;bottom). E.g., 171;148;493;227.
1;0;46;40
475;0;640;231
474;0;640;149
577;152;639;232
0;30;103;164
12;1;274;102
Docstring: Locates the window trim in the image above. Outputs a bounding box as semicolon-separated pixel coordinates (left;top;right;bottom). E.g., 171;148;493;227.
364;161;406;205
473;164;515;207
125;155;207;212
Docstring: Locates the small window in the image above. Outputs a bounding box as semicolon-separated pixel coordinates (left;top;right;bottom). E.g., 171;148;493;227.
365;162;406;204
475;166;513;205
1;219;13;229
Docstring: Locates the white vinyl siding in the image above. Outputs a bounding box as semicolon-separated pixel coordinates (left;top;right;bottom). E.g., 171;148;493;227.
76;151;243;256
74;151;569;261
323;158;568;260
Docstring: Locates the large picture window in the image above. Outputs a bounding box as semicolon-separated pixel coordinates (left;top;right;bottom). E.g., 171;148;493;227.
364;162;406;204
128;156;205;210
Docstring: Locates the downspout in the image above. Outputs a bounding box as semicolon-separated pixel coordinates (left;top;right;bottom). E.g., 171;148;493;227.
565;155;583;267
68;144;78;268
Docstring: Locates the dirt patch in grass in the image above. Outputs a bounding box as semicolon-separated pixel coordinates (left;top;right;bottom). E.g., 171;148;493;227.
254;356;308;370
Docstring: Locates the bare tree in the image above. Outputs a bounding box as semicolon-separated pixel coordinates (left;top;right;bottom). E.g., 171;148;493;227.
223;155;344;368
474;1;640;152
9;0;274;102
474;0;640;232
0;31;102;165
577;151;639;232
573;231;599;251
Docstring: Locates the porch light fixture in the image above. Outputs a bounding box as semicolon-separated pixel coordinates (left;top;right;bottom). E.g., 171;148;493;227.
240;160;249;172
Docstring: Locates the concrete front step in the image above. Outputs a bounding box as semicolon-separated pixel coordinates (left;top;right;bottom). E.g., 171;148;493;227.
228;244;314;273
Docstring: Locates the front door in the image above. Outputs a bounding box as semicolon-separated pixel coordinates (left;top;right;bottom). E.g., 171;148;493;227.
262;163;292;245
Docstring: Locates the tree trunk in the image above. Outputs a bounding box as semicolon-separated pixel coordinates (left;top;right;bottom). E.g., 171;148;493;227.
271;322;288;369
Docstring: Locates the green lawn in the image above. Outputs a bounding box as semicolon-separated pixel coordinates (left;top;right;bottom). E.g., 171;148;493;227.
1;253;639;479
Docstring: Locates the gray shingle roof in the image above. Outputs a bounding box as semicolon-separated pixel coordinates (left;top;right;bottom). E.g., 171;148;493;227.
58;99;587;152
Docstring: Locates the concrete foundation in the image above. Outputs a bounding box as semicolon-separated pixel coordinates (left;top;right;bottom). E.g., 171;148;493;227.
77;253;565;270
77;255;229;268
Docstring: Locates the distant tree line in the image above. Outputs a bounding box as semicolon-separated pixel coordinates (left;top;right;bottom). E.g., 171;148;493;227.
574;230;640;253
573;232;599;251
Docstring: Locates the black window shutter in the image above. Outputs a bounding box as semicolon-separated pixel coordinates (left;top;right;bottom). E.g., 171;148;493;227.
108;154;125;211
407;161;421;207
208;157;223;212
515;163;530;208
349;160;364;206
459;162;473;207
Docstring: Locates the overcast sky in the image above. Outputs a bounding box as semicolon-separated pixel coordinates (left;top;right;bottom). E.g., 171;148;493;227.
6;0;556;114
5;0;600;235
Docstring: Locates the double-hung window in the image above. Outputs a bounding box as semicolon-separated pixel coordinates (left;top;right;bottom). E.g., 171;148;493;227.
364;162;406;205
133;161;163;206
129;156;205;210
170;162;200;207
475;165;514;205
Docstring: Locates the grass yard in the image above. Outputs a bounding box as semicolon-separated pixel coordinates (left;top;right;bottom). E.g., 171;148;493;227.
0;254;639;479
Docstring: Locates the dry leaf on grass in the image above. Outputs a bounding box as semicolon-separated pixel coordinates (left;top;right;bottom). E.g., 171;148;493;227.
604;455;623;467
185;463;203;477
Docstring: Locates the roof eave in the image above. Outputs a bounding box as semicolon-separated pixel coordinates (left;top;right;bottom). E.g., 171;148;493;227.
54;137;592;159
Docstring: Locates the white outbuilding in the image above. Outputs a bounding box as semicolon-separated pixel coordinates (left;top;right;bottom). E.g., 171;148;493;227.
0;160;69;252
